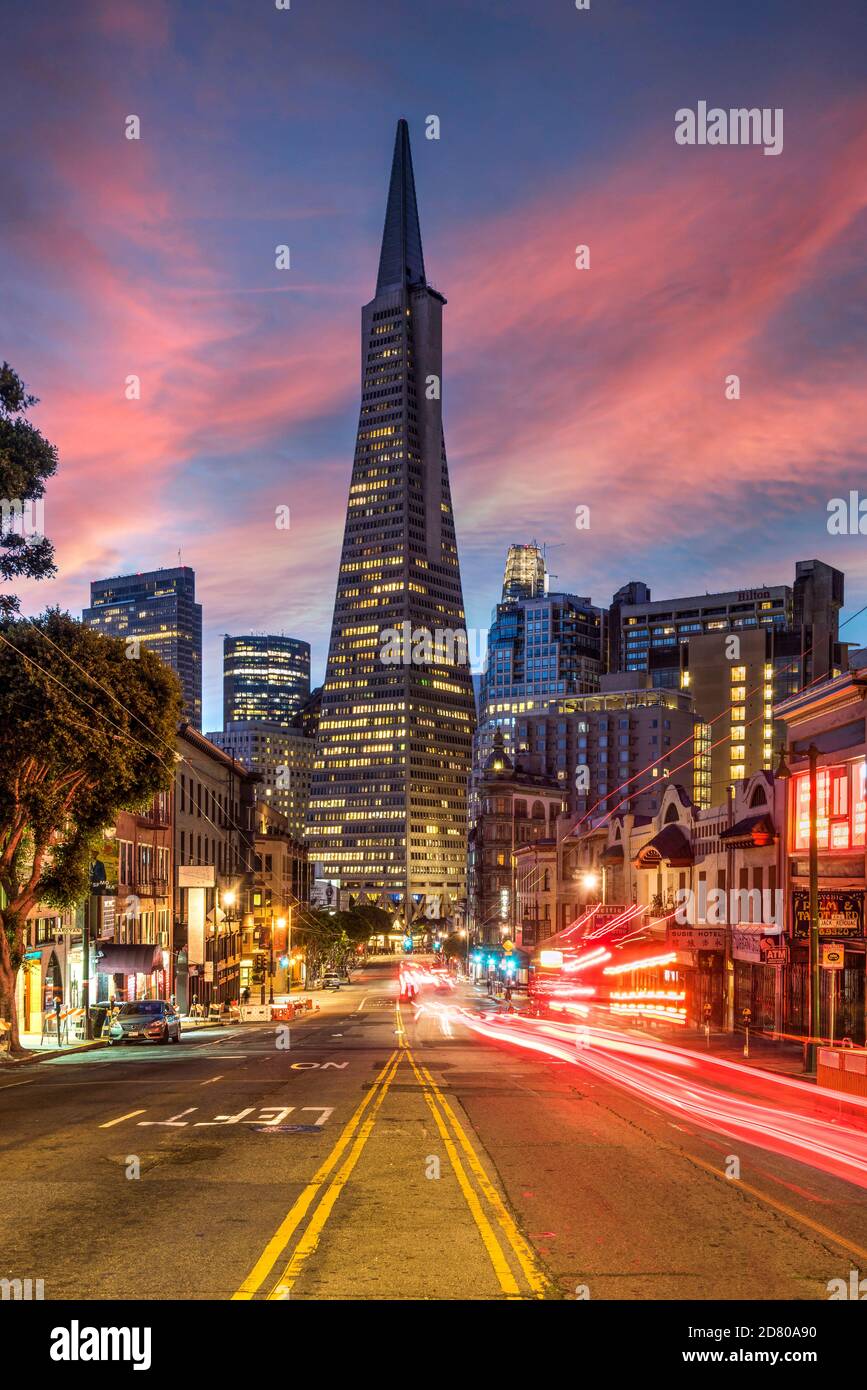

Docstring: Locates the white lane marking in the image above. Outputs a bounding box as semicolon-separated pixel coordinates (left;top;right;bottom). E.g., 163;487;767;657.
0;1079;35;1091
99;1109;146;1128
200;1075;224;1086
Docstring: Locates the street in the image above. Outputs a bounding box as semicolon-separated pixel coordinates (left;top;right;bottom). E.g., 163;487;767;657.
2;960;866;1301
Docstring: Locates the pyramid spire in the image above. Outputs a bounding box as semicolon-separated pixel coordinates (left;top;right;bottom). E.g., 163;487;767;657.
376;119;426;294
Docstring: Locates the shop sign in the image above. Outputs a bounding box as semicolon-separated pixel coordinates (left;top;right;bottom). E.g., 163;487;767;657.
760;937;788;965
179;866;216;888
821;943;845;970
792;889;864;939
667;926;725;952
732;927;763;963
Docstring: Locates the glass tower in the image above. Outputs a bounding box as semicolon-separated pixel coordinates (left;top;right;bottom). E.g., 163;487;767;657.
222;634;310;727
308;120;476;918
83;566;202;727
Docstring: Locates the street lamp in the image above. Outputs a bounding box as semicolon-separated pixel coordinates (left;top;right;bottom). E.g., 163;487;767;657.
580;867;606;903
775;742;820;1074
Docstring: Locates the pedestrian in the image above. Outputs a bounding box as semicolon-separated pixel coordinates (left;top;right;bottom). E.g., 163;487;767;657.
53;994;63;1047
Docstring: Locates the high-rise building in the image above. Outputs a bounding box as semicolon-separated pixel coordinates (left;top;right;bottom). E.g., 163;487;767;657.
515;675;711;818
222;634;310;727
613;558;846;805
83;567;202;726
209;720;315;843
476;589;603;763
307;120;475;916
502;543;547;602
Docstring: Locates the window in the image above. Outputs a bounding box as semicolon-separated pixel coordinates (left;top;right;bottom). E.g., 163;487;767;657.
792;762;865;851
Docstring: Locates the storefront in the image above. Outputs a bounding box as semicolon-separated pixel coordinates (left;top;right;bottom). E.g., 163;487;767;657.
732;927;781;1033
667;927;726;1028
787;889;865;1045
94;942;167;1003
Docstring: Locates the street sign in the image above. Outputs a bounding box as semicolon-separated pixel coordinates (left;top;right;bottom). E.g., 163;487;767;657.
821;943;845;970
502;939;514;954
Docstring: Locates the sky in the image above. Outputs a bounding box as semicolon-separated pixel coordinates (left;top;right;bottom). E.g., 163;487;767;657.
3;0;867;731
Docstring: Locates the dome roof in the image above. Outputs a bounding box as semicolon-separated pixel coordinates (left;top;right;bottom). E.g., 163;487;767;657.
484;728;513;774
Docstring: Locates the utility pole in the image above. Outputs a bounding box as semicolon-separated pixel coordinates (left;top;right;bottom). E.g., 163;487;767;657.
806;743;820;1075
81;895;92;1040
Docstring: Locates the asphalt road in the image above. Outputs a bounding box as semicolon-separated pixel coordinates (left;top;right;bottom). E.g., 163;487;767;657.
2;959;866;1300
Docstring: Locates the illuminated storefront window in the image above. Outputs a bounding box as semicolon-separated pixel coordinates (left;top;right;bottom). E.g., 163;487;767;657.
792;760;866;851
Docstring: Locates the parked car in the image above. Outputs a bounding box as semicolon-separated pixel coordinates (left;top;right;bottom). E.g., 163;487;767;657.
322;973;341;991
108;1000;181;1045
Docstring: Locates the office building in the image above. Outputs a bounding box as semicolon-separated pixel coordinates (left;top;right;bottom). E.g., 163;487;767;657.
223;634;310;727
308;120;476;917
83;566;202;726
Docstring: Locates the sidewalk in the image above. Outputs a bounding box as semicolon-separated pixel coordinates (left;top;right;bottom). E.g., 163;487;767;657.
625;1022;810;1078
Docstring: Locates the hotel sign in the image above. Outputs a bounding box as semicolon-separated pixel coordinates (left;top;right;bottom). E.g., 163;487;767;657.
792;889;864;939
668;926;726;951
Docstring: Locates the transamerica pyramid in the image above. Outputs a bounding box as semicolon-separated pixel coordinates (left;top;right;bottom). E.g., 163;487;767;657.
308;120;476;924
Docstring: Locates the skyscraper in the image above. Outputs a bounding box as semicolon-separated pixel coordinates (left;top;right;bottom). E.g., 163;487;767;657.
222;634;310;727
476;588;604;761
209;720;314;843
613;558;846;804
83;566;202;726
502;543;547;602
308;120;475;919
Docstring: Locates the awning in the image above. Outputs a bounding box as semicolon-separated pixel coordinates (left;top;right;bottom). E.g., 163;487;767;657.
720;813;776;847
95;944;163;975
633;823;694;868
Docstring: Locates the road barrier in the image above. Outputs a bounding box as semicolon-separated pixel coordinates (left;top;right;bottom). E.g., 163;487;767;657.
269;998;318;1022
818;1046;867;1097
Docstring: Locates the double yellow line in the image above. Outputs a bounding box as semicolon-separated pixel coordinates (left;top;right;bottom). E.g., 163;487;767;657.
232;1005;548;1300
232;1047;402;1300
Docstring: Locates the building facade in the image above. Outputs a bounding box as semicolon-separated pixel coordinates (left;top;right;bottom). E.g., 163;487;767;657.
515;675;710;819
173;723;258;1012
308;120;475;918
248;802;312;999
502;542;548;602
477;588;604;766
222;633;310;727
776;662;867;1047
83;566;203;727
209;720;315;843
468;730;566;944
615;559;846;806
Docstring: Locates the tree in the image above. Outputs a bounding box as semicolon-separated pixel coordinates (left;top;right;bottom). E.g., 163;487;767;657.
0;610;183;1052
0;363;57;618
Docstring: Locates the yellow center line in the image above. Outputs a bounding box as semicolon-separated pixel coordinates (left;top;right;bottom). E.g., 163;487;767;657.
99;1109;146;1128
417;1061;548;1297
264;1050;403;1299
398;1001;547;1299
689;1155;867;1264
401;1041;522;1298
231;1048;399;1300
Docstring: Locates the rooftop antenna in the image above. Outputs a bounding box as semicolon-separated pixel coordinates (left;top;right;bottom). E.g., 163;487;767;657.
541;540;563;593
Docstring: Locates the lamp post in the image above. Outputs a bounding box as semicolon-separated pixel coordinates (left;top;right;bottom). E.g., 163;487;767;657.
580;867;606;906
776;743;820;1074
